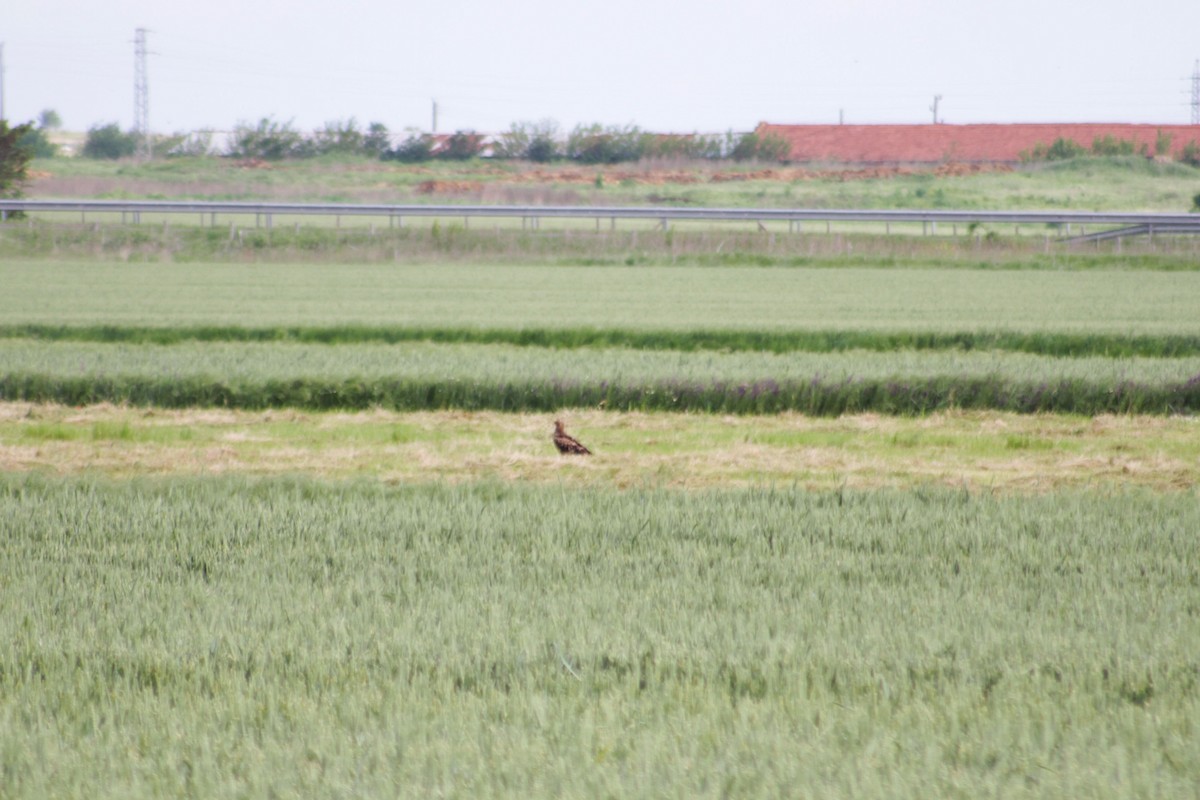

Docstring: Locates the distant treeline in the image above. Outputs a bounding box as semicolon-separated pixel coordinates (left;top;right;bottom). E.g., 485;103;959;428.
67;118;791;164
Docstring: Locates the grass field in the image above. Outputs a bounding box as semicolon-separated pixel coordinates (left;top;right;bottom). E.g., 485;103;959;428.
3;158;1199;797
28;152;1200;211
2;476;1198;798
4;260;1200;333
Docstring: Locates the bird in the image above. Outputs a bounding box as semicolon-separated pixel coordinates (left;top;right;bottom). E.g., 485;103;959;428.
552;420;592;455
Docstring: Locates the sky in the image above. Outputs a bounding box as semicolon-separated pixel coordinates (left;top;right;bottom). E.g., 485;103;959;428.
3;0;1199;136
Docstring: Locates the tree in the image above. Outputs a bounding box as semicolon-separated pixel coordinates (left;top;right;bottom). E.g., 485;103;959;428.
38;109;63;131
83;123;138;159
19;127;58;158
311;118;365;155
566;124;648;164
227;118;308;160
0;120;36;203
363;122;391;157
382;131;433;163
495;120;560;162
438;130;485;160
730;131;791;162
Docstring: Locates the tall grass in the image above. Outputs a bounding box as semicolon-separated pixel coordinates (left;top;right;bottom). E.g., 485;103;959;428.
1;475;1196;798
5;323;1200;357
2;220;1199;265
5;371;1198;414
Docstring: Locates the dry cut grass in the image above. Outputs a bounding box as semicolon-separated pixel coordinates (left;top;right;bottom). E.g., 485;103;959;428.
2;403;1196;493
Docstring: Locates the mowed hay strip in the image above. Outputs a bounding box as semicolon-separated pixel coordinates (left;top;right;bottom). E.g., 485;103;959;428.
2;404;1197;492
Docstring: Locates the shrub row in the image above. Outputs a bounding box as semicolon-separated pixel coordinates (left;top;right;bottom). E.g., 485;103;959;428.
5;324;1199;358
4;373;1197;416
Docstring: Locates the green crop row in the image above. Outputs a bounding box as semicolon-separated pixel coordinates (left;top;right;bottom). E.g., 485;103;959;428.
4;340;1199;386
5;323;1200;357
4;371;1198;415
2;475;1196;798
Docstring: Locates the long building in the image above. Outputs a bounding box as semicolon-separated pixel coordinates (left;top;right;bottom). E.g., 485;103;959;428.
756;122;1200;165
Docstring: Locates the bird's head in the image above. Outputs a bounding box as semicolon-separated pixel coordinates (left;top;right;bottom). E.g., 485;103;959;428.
553;420;564;433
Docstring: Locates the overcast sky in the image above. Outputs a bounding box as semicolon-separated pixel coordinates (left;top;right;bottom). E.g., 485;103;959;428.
4;0;1199;135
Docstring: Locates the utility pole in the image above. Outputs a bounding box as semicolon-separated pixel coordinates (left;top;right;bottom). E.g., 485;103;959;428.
432;99;438;134
930;94;942;124
134;28;150;159
1192;60;1199;126
0;43;6;122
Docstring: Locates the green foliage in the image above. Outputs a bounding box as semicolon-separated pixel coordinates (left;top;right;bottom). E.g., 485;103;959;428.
730;131;791;162
2;475;1198;798
1155;129;1173;156
311;117;365;155
1090;135;1142;157
5;324;1199;358
567;124;650;164
82;123;138;159
382;131;433;163
227;117;308;160
37;109;62;130
438;130;485;160
362;122;391;157
2;338;1198;414
1020;137;1087;162
0;120;36;198
1180;140;1200;168
17;126;58;158
494;120;560;162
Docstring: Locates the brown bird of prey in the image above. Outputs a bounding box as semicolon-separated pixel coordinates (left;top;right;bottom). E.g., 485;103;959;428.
553;420;592;455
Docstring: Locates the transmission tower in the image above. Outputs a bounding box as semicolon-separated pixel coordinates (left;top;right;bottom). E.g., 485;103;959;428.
1192;59;1199;125
134;28;150;159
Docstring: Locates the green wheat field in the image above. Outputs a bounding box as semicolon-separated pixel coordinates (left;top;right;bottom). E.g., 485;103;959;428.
2;158;1199;798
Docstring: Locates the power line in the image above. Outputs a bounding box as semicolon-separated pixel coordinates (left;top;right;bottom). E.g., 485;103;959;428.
134;28;150;158
1188;60;1199;123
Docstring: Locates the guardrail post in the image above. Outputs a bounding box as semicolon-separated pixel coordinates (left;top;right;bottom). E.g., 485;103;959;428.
267;214;273;230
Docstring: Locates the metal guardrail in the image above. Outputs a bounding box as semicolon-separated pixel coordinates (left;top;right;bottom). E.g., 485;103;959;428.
2;199;1199;237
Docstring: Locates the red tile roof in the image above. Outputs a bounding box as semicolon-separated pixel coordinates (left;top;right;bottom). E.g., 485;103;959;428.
756;123;1200;164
